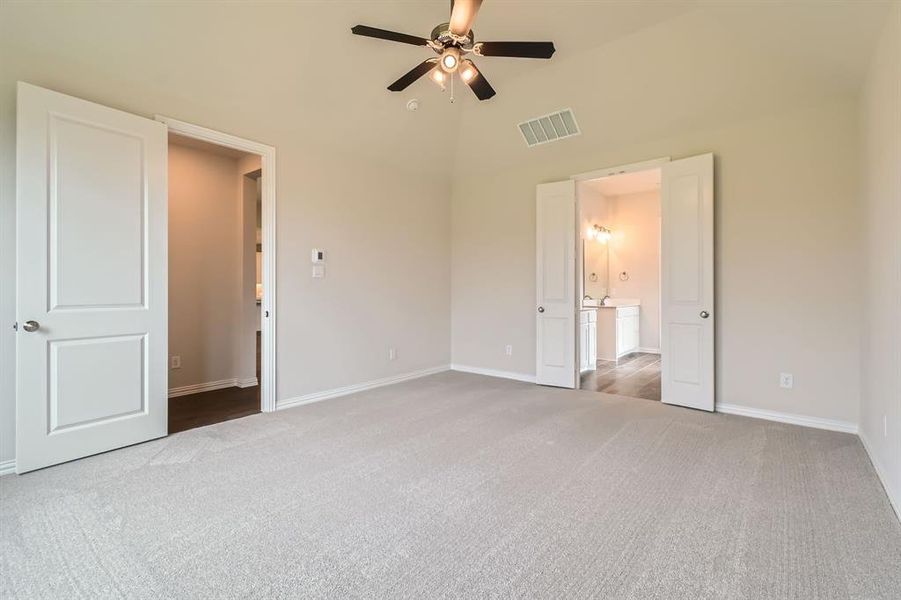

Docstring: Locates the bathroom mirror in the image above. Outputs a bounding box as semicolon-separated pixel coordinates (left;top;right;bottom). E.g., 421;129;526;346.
582;238;609;300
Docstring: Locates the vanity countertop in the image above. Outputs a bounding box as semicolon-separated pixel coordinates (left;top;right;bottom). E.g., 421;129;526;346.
584;298;641;309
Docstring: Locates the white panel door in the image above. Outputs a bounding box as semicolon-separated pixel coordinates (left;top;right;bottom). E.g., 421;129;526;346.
536;180;576;388
660;153;714;411
16;82;168;473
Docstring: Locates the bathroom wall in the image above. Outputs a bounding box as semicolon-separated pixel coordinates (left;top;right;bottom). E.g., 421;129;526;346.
607;191;661;351
579;186;661;351
579;188;611;299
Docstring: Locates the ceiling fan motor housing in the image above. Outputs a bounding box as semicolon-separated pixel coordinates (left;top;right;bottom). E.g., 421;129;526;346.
431;22;474;49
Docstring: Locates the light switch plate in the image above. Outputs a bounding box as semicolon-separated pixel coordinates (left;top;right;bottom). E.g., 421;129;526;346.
311;249;325;263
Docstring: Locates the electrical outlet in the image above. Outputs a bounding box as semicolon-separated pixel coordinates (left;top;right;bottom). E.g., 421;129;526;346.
170;355;181;369
388;348;397;361
505;344;513;356
779;373;793;389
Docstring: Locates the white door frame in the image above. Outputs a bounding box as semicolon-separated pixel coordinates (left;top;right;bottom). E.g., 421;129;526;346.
570;157;670;391
155;116;278;413
571;157;672;183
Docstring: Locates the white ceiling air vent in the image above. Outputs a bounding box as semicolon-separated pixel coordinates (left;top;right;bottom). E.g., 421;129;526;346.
518;108;580;147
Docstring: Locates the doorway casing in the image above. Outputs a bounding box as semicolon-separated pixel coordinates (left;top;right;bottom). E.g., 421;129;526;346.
156;116;278;413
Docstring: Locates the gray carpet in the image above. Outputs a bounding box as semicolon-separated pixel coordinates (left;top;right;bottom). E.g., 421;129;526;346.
2;371;900;599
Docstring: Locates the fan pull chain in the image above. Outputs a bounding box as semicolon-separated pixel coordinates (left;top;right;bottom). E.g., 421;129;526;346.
450;72;455;103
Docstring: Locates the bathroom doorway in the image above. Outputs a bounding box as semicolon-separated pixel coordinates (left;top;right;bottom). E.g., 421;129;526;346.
534;154;714;410
576;168;662;401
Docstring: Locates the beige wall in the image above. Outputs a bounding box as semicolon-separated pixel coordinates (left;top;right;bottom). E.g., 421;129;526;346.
859;4;901;515
451;98;862;425
0;1;888;467
0;2;454;464
448;4;869;427
168;142;256;390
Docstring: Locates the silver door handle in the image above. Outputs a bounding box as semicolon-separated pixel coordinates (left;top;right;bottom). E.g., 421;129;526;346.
23;320;40;332
699;311;710;319
537;306;545;313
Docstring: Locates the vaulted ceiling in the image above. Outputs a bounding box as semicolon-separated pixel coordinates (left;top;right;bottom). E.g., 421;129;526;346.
1;1;892;179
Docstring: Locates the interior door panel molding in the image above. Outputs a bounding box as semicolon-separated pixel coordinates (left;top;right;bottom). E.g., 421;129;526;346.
48;332;148;434
48;112;149;311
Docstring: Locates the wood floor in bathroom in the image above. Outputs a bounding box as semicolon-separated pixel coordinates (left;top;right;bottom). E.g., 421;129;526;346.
580;352;661;401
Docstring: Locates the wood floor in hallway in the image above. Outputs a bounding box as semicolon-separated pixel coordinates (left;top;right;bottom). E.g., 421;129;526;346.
168;332;261;433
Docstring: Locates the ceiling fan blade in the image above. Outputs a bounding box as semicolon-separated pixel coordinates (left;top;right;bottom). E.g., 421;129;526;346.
463;66;496;101
387;59;437;92
449;0;482;36
351;25;429;47
477;41;556;59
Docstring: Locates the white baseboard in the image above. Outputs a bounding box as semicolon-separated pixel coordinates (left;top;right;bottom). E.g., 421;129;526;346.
169;377;257;398
638;347;661;354
859;432;901;521
277;365;450;411
716;403;858;434
0;459;15;476
450;364;537;384
236;377;258;389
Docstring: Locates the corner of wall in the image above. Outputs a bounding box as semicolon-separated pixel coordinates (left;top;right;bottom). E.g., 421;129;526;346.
857;1;901;522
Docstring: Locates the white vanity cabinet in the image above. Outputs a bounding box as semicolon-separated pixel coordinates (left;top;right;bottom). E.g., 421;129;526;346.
597;304;640;361
579;309;597;371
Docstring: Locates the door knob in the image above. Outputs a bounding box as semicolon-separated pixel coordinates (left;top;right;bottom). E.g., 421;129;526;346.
699;311;710;319
537;306;545;313
22;320;40;332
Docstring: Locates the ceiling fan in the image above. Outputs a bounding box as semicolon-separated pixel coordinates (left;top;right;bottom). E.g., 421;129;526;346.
351;0;555;101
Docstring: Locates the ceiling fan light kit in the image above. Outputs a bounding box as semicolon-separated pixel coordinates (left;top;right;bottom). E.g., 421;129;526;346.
351;0;555;102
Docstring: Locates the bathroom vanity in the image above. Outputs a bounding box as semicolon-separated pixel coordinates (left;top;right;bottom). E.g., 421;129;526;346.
579;308;597;372
579;299;640;369
597;301;640;362
580;239;641;368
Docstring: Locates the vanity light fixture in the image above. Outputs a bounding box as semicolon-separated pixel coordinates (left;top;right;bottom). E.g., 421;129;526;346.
590;225;612;243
